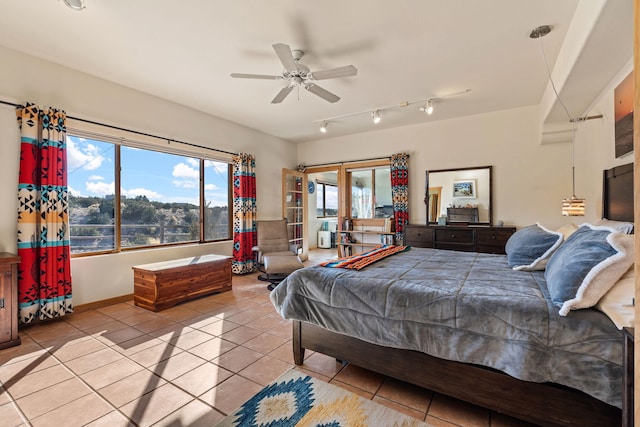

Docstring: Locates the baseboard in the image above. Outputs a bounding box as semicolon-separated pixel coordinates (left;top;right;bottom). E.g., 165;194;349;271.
73;294;134;313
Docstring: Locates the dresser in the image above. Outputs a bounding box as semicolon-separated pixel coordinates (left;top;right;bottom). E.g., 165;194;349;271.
405;224;515;254
0;253;21;349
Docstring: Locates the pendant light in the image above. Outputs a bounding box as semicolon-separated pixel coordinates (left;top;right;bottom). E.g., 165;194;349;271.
531;25;585;216
561;124;586;216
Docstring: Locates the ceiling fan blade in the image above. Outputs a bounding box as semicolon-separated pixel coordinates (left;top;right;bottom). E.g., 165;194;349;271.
310;65;358;80
305;84;340;103
271;86;294;104
272;43;299;72
230;73;280;80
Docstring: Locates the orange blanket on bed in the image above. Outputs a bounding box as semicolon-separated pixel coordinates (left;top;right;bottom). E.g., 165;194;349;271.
320;245;410;270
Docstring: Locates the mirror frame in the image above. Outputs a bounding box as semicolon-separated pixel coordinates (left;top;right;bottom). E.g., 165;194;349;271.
424;165;493;226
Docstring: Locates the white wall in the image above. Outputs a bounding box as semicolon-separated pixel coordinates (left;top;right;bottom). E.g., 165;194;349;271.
0;46;297;305
298;58;633;231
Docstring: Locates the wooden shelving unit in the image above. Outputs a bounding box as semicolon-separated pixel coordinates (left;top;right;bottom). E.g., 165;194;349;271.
282;168;308;261
337;218;394;257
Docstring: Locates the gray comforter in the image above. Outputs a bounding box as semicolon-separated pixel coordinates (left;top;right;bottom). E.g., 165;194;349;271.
270;247;622;407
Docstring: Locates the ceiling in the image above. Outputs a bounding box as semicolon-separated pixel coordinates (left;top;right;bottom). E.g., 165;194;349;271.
0;1;632;143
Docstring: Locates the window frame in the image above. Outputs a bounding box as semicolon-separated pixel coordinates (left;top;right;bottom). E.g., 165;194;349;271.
316;181;338;218
67;129;233;257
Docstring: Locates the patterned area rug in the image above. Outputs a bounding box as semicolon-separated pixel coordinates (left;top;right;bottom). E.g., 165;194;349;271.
215;369;429;426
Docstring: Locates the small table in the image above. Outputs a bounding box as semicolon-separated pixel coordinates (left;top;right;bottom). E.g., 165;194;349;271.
133;254;232;312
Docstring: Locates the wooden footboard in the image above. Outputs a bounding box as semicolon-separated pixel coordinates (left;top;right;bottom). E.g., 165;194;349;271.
293;321;621;427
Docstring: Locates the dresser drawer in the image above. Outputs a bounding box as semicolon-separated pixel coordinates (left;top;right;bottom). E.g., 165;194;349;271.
435;228;474;244
474;227;515;254
405;226;433;248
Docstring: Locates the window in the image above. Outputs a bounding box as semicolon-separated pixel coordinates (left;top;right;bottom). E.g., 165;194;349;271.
68;136;116;253
316;182;338;217
67;132;231;255
349;167;392;219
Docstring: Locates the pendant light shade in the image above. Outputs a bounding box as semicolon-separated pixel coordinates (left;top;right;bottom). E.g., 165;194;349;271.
562;195;586;216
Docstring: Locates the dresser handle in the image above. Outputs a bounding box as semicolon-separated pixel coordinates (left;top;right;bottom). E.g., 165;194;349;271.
451;234;456;238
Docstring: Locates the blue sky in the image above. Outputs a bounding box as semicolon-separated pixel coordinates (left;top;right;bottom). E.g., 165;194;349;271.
67;136;229;207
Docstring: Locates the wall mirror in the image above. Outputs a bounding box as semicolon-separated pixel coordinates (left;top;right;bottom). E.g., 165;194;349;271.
425;165;493;225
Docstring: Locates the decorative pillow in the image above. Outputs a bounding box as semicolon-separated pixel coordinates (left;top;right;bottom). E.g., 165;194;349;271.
505;223;563;271
596;265;635;329
556;223;578;240
594;218;634;234
545;224;634;316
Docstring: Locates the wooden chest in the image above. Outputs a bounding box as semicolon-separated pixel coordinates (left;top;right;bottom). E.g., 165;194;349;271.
133;254;232;312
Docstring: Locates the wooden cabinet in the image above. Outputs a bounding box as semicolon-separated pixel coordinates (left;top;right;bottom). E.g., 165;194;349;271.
405;224;515;254
133;254;232;312
0;253;21;350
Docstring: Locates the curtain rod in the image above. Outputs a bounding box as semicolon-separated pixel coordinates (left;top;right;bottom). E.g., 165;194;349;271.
304;155;393;169
0;99;237;156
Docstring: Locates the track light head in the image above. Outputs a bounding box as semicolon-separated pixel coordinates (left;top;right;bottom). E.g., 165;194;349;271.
320;121;328;133
372;110;381;124
426;100;434;115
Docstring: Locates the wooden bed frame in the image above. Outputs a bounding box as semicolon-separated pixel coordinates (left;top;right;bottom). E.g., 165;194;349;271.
290;163;634;427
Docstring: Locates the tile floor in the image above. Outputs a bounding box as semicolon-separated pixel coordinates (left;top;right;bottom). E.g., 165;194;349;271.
0;249;536;427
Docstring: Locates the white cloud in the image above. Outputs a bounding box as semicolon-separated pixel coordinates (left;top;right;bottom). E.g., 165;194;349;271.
122;187;162;200
67;138;106;172
88;175;104;181
173;163;199;179
86;181;115;197
172;162;199;190
173;180;197;189
68;185;83;197
186;158;199;167
205;160;229;175
204;183;219;191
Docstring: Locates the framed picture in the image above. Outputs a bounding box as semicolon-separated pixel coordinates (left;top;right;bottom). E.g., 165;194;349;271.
452;180;476;198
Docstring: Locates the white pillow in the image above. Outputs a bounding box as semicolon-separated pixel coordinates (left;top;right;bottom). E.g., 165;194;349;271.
594;219;634;234
596;265;635;329
555;223;578;240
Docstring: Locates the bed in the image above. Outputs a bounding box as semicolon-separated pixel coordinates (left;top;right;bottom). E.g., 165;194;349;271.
270;163;634;427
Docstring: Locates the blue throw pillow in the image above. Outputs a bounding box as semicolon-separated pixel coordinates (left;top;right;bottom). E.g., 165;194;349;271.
545;224;634;316
505;223;563;271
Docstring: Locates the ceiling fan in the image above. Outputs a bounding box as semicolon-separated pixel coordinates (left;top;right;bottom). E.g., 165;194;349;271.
230;43;357;104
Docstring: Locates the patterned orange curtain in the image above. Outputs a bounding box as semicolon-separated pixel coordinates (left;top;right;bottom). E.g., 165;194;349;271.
16;103;73;324
232;153;257;274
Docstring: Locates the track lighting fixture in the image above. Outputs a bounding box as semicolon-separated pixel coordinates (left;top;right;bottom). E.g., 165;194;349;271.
425;100;434;115
63;0;85;10
313;89;470;133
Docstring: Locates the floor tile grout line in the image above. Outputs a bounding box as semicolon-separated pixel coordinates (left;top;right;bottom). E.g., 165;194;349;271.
0;383;32;426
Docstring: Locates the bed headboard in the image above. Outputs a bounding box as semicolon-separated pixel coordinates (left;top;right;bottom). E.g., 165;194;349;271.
602;162;634;222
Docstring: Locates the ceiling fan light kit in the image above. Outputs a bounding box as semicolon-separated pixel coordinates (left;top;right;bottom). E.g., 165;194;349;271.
63;0;85;11
230;43;357;104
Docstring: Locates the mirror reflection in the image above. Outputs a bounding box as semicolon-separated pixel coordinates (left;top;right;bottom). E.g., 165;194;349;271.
426;166;492;225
